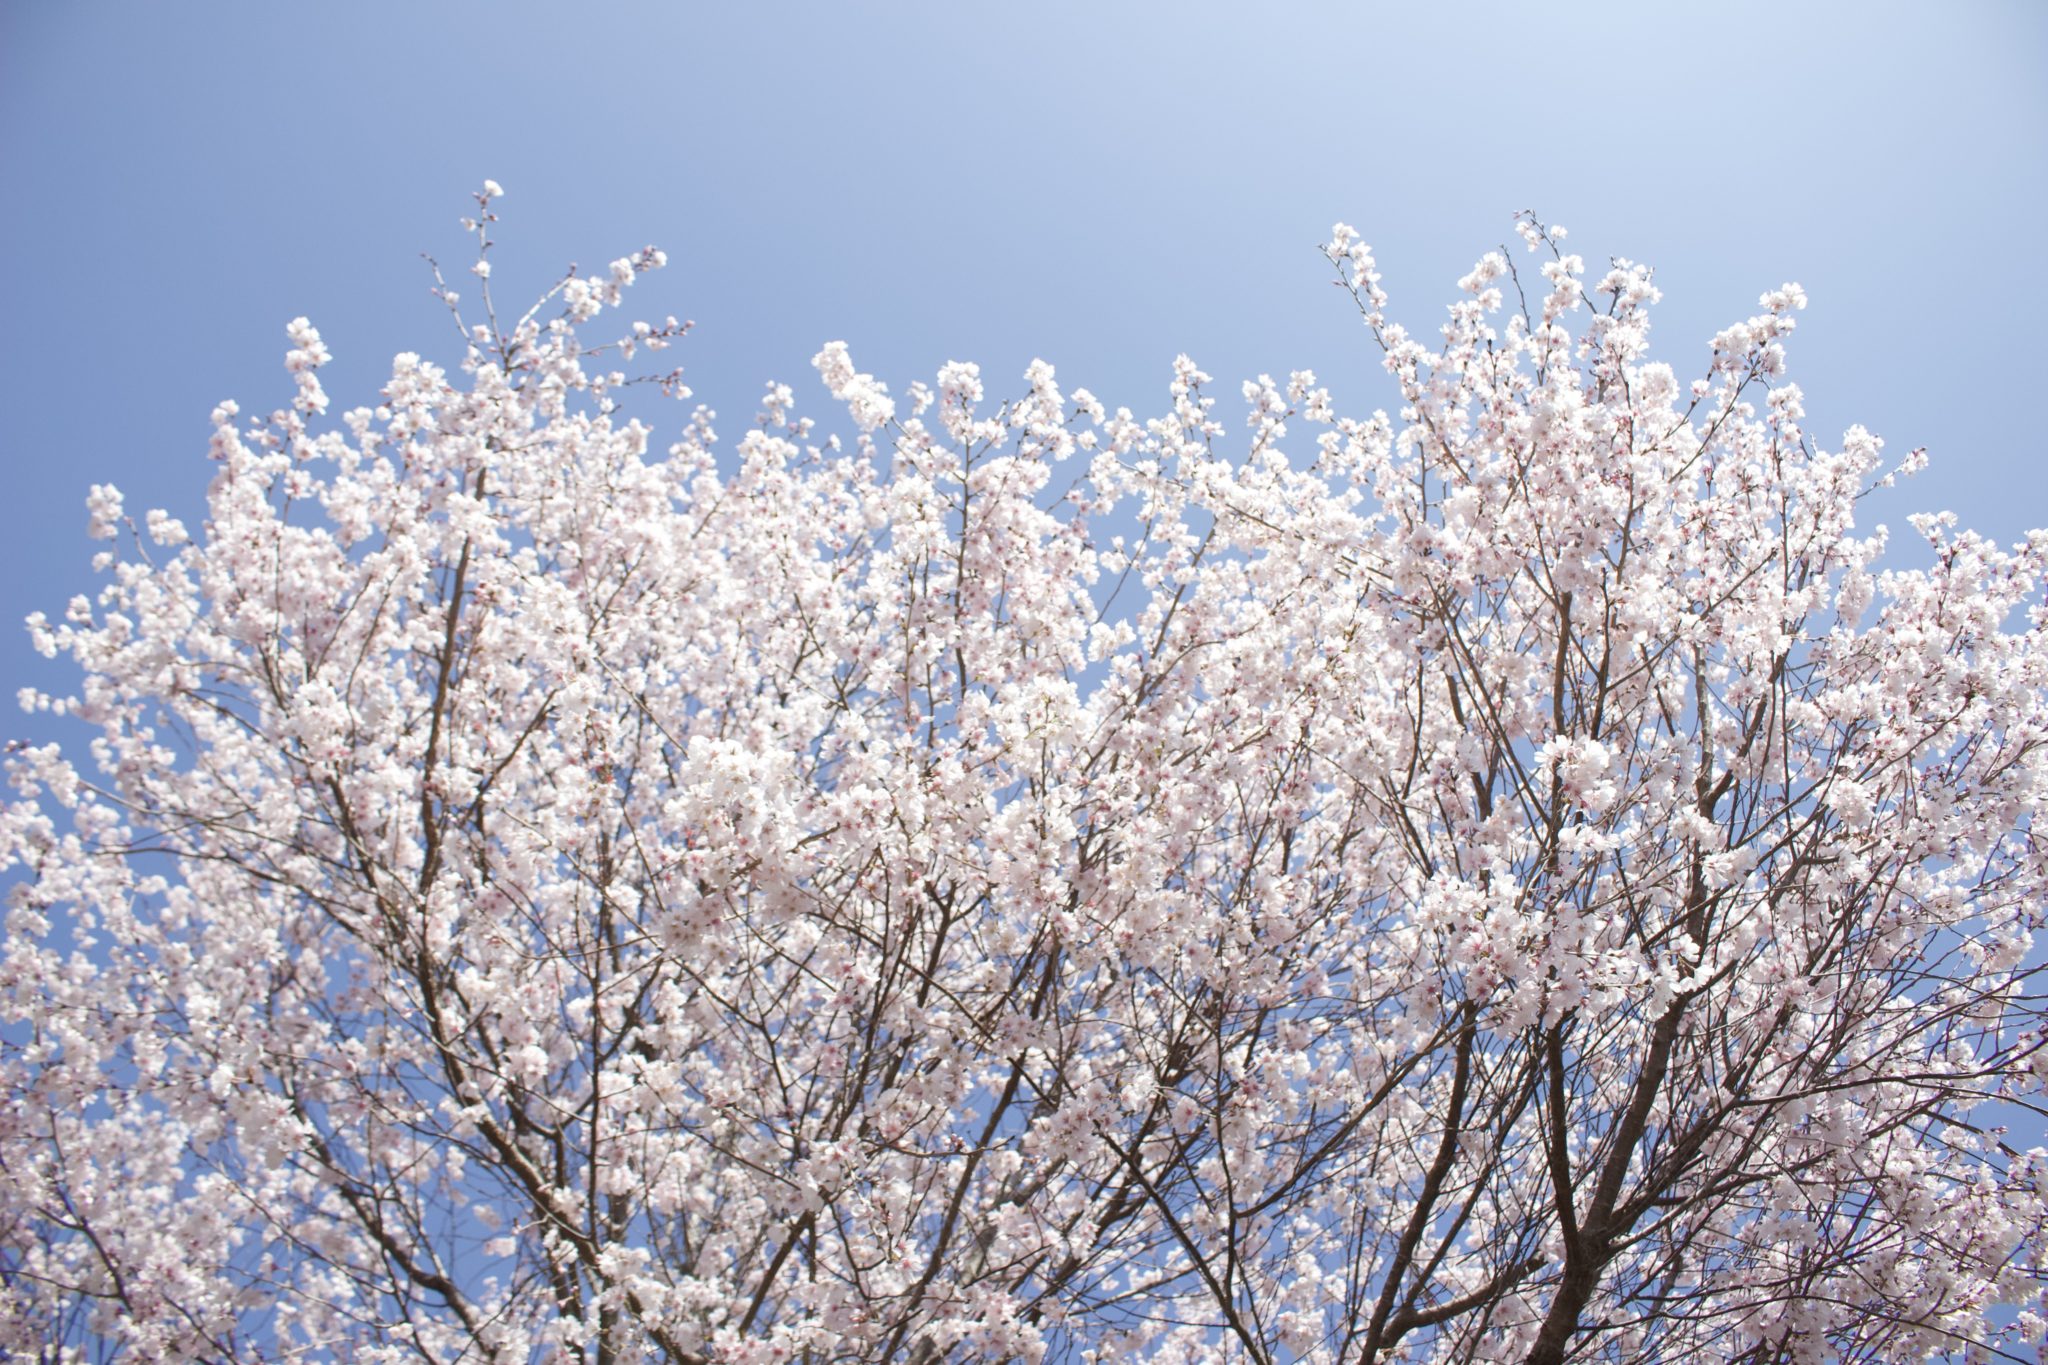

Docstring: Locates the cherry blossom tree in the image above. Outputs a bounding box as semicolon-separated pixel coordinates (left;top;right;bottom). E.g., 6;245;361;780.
5;185;2046;1364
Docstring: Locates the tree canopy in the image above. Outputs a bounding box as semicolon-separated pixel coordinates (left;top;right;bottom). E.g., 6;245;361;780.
5;190;2045;1364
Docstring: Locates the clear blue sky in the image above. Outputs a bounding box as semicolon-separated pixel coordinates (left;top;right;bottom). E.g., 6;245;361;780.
2;3;2044;721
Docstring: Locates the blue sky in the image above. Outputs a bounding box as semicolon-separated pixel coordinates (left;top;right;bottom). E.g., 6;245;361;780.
2;2;2044;719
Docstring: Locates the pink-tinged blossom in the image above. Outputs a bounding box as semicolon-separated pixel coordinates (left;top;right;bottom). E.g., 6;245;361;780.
3;209;2046;1365
811;339;895;432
